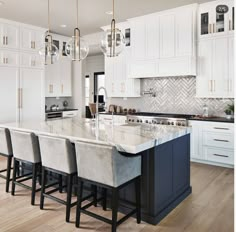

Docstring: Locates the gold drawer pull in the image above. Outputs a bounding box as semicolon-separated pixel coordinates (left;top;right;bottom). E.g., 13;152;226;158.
213;127;229;130
213;139;229;142
213;154;229;158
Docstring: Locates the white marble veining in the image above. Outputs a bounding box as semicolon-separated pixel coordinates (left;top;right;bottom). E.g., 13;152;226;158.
0;118;191;154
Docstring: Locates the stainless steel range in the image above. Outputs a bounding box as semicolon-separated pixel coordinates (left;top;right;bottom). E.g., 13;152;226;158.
127;113;191;127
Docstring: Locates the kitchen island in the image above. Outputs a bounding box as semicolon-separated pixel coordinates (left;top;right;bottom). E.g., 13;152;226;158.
1;118;192;225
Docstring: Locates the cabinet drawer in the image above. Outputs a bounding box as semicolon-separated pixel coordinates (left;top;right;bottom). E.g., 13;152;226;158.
62;111;77;118
203;132;234;149
202;122;233;133
204;147;234;165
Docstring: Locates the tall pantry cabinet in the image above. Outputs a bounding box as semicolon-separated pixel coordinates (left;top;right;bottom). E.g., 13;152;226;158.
0;19;46;123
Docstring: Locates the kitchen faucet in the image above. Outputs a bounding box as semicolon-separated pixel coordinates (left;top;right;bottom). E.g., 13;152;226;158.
96;86;108;118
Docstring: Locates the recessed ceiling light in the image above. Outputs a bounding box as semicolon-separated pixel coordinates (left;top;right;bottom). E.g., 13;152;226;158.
105;11;113;15
60;24;67;28
0;1;5;6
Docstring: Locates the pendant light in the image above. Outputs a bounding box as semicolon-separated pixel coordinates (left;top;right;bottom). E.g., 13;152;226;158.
39;0;59;65
100;0;125;57
65;0;89;61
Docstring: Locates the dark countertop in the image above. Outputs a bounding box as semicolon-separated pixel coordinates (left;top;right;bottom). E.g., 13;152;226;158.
188;116;234;123
99;112;234;123
46;109;78;113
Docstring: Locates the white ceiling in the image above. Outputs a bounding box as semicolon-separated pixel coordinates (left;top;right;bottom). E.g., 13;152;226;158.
0;0;212;36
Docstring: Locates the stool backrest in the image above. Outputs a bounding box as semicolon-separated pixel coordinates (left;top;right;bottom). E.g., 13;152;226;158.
10;130;41;163
75;141;141;187
0;127;13;156
38;135;77;174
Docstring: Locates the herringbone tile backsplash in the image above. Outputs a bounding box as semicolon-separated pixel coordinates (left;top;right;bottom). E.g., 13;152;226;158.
110;76;234;116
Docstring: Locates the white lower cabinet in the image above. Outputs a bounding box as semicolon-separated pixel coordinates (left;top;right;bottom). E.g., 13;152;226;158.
19;68;45;122
62;111;78;118
0;67;19;123
189;120;234;167
0;67;44;123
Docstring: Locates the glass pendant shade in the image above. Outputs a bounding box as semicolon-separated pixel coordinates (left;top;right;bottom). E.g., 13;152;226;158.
100;27;125;57
65;29;89;61
39;34;59;65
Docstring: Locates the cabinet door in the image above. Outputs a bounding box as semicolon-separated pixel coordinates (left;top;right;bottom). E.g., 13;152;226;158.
228;2;234;34
130;19;146;60
199;5;211;38
212;37;228;96
45;63;60;97
60;58;72;97
20;28;45;51
0;67;19;123
19;68;44;121
104;57;114;97
159;13;176;58
228;36;234;97
176;9;194;56
0;23;19;49
20;52;44;69
0;50;19;67
196;40;213;97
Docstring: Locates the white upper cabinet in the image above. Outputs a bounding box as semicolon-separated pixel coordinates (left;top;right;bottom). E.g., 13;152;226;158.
199;0;234;39
20;52;44;69
102;22;141;98
20;26;45;51
0;50;19;67
159;13;175;58
128;3;197;78
196;0;234;98
0;21;19;49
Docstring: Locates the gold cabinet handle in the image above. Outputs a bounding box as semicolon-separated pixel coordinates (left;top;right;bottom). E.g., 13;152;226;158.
61;84;64;94
31;41;33;49
3;36;5;45
213;23;216;33
51;84;53;93
18;88;20;109
229;20;232;31
5;57;8;64
5;36;8;45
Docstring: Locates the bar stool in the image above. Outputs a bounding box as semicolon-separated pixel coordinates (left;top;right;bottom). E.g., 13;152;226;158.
38;135;79;222
0;127;13;192
10;130;42;205
74;141;142;232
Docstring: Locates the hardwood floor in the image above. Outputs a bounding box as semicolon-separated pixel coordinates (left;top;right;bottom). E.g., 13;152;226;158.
0;157;234;232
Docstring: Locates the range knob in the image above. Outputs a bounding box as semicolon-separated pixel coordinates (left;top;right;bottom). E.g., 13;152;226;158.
137;120;139;123
171;122;174;125
152;120;157;124
177;122;181;126
145;120;149;123
140;120;143;123
132;120;135;122
167;122;170;125
128;119;131;122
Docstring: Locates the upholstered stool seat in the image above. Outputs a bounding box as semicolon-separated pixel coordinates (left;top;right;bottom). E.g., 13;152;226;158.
0;127;13;192
75;141;142;232
10;130;42;205
38;135;97;223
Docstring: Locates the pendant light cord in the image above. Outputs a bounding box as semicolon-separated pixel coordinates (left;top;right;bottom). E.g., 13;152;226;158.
48;0;50;33
113;0;115;20
76;0;79;28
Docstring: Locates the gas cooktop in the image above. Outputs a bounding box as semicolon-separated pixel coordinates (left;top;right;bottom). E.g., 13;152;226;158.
131;112;194;119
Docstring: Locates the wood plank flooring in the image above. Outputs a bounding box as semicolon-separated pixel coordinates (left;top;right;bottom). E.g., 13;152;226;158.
0;157;234;232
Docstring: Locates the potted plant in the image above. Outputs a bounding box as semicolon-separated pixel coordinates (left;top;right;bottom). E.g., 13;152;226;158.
224;103;234;119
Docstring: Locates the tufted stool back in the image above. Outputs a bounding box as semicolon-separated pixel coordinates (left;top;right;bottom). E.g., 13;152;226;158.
38;135;77;174
75;141;141;188
10;130;41;163
0;127;13;156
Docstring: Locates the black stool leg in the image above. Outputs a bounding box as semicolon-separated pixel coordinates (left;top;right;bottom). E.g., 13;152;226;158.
111;188;119;232
66;174;73;222
5;155;12;193
135;176;141;224
31;163;38;205
40;167;46;210
92;185;98;207
59;174;63;193
11;159;18;196
102;188;107;211
76;178;83;228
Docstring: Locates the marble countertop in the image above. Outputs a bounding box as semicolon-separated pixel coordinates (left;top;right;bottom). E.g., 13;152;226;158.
0;118;191;154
